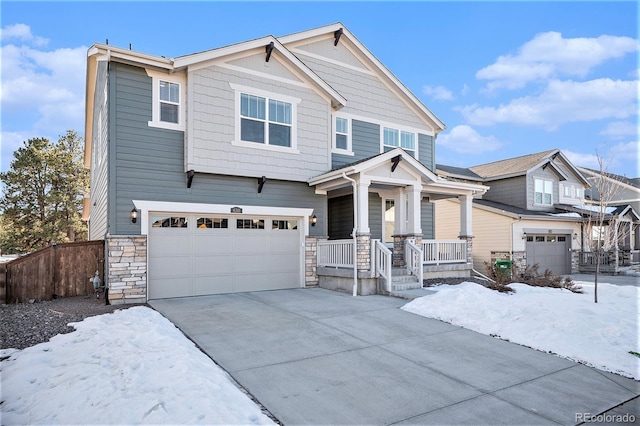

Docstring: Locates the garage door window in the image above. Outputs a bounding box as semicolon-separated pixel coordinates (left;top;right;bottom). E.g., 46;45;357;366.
272;219;298;230
152;216;188;228
237;219;265;229
197;217;228;229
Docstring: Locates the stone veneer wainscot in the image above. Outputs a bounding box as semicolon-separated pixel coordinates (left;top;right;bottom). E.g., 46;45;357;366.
106;235;147;304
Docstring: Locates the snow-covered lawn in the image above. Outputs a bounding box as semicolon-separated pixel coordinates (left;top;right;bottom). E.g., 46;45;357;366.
403;280;640;380
0;307;275;425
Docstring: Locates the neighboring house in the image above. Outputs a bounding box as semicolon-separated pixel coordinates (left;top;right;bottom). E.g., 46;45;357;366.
576;167;640;270
83;23;488;304
436;150;594;276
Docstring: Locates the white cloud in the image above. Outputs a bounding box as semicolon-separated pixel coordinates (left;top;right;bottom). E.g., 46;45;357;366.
477;32;638;91
1;131;30;173
460;78;638;130
436;125;503;154
0;23;48;46
600;121;639;138
1;24;86;153
422;85;454;101
564;141;640;177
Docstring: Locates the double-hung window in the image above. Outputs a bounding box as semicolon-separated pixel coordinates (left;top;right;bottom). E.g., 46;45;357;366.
159;81;180;124
534;179;553;205
332;116;352;153
240;93;292;147
147;69;185;131
383;127;416;156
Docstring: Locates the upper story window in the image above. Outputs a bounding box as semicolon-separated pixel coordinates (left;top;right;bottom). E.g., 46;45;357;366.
333;116;352;154
147;69;185;131
535;178;553;205
383;127;415;156
231;84;300;153
240;93;292;147
159;81;180;124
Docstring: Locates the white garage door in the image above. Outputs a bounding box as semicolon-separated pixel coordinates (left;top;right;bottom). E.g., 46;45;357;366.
148;213;302;299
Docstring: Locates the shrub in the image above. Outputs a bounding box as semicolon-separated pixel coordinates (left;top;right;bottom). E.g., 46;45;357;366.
482;262;582;294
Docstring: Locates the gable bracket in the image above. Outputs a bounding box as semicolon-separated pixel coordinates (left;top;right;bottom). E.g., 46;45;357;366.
187;170;195;189
391;155;402;172
265;42;275;62
258;176;267;193
334;28;343;46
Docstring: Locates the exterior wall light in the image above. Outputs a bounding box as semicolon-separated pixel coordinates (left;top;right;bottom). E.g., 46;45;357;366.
130;207;138;224
311;214;317;227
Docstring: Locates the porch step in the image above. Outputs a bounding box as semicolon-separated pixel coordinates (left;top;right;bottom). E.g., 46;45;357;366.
390;268;422;291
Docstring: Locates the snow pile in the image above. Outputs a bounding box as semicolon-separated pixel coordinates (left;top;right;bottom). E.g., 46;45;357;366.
0;306;274;425
402;281;640;380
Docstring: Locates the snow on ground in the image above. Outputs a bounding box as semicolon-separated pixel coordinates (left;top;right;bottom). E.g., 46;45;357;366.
402;280;640;380
0;306;275;425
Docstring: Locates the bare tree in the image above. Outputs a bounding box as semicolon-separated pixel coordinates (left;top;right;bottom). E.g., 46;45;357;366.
581;155;633;303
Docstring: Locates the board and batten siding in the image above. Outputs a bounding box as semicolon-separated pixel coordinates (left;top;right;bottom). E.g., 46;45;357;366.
88;60;110;240
421;198;435;239
109;63;326;237
188;54;331;182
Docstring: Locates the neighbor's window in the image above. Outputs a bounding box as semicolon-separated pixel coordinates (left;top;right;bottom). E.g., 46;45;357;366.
383;127;415;156
335;117;349;151
159;81;180;124
240;93;292;147
535;179;553;205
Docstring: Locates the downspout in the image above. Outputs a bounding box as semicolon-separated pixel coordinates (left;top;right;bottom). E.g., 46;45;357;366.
342;173;358;297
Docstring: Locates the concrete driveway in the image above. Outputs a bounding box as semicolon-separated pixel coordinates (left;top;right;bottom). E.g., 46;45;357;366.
150;288;638;425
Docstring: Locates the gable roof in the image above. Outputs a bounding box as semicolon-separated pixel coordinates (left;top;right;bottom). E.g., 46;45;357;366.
578;167;640;190
279;23;446;133
436;164;484;182
469;149;558;179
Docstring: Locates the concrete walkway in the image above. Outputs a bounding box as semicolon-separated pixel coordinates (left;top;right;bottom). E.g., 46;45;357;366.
150;288;639;425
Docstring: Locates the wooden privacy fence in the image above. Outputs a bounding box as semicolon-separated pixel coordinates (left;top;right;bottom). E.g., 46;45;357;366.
4;240;105;303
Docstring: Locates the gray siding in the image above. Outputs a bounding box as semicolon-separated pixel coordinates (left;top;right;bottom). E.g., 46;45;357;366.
109;63;326;237
418;134;434;172
527;168;560;211
482;176;527;210
421;199;435;239
332;119;380;169
89;61;109;240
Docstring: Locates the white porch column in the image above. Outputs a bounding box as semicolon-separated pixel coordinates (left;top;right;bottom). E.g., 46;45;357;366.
459;194;473;238
356;178;370;234
406;184;422;235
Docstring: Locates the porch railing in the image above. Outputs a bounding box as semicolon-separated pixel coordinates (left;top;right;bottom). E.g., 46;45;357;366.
317;239;353;268
405;239;423;286
579;250;639;267
422;240;467;265
374;240;392;292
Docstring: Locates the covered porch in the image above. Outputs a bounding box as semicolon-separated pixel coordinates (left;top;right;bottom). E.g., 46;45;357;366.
307;148;489;295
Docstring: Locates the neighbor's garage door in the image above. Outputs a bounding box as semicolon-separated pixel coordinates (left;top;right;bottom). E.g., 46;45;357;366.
148;213;302;299
526;234;571;275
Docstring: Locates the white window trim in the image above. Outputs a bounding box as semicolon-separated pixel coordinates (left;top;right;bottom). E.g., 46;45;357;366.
382;126;417;157
332;114;353;156
534;178;554;206
146;69;186;131
230;83;300;153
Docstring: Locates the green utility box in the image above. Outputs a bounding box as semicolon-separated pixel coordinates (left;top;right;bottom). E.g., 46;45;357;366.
494;259;513;274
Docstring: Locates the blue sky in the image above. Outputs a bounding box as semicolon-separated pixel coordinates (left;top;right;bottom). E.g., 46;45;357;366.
1;1;638;178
